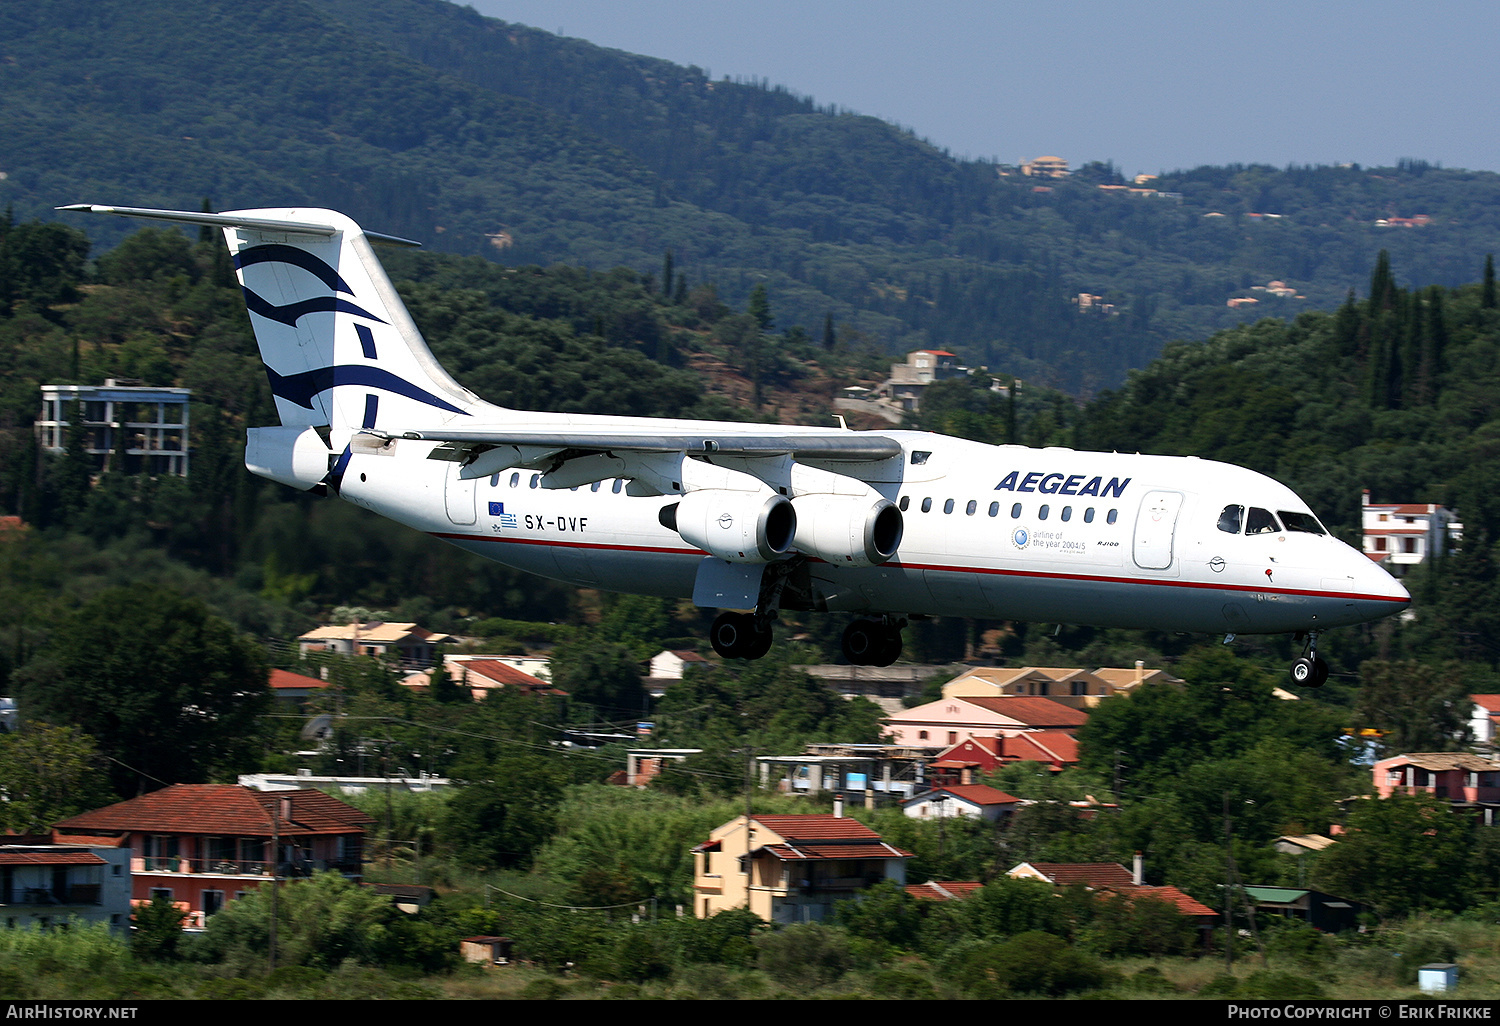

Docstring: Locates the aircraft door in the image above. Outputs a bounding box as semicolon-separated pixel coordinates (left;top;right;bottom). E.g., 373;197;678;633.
444;465;477;525
1132;490;1182;570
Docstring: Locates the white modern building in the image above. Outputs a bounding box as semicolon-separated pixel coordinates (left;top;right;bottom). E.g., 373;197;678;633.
37;380;191;477
1361;490;1462;573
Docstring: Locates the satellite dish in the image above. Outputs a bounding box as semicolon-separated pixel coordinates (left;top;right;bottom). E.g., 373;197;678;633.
300;714;334;741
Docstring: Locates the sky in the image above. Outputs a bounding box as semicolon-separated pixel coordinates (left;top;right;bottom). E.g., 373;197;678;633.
466;0;1500;178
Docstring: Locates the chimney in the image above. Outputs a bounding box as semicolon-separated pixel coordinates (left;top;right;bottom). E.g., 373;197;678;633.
833;793;844;818
1135;659;1145;686
1132;851;1144;886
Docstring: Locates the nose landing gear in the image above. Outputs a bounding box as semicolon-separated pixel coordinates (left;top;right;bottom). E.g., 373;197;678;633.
1290;632;1329;687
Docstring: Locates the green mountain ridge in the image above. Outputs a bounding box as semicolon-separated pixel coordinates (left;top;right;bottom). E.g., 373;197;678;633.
4;0;1500;391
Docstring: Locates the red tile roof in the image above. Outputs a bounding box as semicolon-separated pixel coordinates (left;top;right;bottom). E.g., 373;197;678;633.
458;659;547;688
907;881;984;901
751;814;882;842
0;850;107;866
761;841;910;861
962;697;1090;728
1000;731;1080;765
1125;885;1217;918
749;814;912;860
269;669;326;691
54;785;372;836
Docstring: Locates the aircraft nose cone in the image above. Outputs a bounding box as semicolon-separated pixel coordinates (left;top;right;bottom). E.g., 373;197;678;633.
1355;557;1410;617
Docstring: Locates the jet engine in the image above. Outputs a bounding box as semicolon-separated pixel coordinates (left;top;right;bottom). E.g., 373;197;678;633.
662;489;797;563
245;426;332;490
791;494;903;567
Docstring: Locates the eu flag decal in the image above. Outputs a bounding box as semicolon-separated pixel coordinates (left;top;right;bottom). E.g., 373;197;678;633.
488;502;518;528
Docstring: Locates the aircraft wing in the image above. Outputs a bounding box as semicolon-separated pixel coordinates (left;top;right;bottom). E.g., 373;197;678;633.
387;426;904;462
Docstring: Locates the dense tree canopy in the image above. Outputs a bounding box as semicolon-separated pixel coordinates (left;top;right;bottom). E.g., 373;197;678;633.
13;586;270;793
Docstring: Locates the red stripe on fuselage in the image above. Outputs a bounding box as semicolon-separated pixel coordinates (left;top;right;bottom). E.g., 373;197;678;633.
429;532;1407;605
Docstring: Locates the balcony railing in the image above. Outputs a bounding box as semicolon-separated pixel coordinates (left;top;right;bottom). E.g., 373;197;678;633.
1;884;103;906
133;856;361;877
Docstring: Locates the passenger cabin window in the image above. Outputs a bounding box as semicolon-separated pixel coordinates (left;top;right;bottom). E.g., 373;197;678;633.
1038;505;1050;520
1245;507;1280;535
989;502;1000;517
1083;508;1095;523
943;499;954;514
509;473;520;487
1011;503;1022;519
1060;506;1072;522
899;495;910;511
921;498;932;513
966;500;977;516
1218;504;1244;534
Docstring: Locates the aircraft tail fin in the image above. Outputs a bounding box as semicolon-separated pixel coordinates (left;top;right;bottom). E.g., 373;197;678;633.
59;205;479;442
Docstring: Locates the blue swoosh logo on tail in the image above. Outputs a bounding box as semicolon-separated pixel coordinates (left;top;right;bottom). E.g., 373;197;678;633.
266;365;467;415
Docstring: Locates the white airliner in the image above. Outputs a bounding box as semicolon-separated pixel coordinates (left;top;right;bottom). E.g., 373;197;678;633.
63;204;1411;685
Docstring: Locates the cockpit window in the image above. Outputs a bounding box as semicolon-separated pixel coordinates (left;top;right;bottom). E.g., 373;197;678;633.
1245;507;1281;535
1278;511;1327;535
1217;504;1244;534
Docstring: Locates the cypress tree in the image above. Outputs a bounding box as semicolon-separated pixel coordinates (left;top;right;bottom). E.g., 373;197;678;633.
747;283;772;332
1368;250;1396;316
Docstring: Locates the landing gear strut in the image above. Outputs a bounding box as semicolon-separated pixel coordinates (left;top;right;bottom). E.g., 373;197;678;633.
842;617;905;667
1289;631;1329;688
710;611;774;660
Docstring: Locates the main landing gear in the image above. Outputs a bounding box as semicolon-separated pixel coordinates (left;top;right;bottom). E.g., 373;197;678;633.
710;611;774;660
842;617;906;667
1289;631;1329;688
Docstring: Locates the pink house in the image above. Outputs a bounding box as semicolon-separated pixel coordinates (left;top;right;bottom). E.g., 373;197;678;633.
1373;753;1500;808
885;695;1088;748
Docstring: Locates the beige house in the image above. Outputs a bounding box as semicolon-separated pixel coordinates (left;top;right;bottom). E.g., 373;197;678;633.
297;622;452;669
944;663;1180;710
692;809;910;923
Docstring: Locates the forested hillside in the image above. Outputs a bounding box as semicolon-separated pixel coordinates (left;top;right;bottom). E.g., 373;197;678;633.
3;0;1500;391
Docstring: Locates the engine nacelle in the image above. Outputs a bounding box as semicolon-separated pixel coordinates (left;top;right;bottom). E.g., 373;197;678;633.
792;494;903;567
245;426;332;490
663;489;797;563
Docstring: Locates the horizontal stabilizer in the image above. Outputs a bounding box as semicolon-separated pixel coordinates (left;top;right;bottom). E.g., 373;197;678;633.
55;204;420;247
